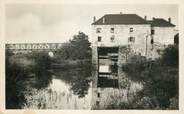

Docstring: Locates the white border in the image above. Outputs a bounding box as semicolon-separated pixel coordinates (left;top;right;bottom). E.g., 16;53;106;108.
0;0;184;114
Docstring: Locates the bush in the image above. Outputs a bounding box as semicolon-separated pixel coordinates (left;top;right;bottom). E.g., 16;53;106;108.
6;50;27;109
55;32;91;60
6;50;53;108
120;45;179;109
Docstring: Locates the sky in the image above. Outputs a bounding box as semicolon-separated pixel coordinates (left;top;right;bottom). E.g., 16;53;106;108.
5;4;178;43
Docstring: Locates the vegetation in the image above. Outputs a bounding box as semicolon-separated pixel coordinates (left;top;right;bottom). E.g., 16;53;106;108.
6;32;92;109
55;32;91;60
121;45;179;109
6;49;27;109
26;51;52;89
6;50;52;109
53;32;92;98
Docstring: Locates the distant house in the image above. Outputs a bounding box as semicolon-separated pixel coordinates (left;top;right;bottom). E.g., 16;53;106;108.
91;13;176;57
148;17;176;45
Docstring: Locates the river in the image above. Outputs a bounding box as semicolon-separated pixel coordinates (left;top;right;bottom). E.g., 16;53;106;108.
23;65;92;109
48;78;92;109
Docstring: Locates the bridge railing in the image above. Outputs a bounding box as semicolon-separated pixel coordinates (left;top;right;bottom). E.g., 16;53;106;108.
6;43;64;51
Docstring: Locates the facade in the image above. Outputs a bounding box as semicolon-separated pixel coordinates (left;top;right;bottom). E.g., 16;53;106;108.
92;14;151;57
148;18;176;45
92;14;176;57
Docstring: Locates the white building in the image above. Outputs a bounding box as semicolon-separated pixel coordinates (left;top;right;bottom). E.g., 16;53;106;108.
91;13;177;109
148;17;176;45
91;13;176;57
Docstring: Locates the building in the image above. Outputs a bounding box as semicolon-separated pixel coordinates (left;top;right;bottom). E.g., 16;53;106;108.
92;14;150;56
148;17;176;45
92;13;176;57
91;13;177;109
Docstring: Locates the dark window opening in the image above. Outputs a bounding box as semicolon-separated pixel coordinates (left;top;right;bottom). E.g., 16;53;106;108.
130;28;133;32
151;29;155;35
97;93;100;98
96;101;100;106
98;36;102;42
96;28;102;33
110;35;115;42
128;37;135;43
151;38;154;44
110;28;114;33
98;47;119;56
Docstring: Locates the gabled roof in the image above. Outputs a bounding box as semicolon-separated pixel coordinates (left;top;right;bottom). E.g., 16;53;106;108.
147;18;175;27
92;14;149;25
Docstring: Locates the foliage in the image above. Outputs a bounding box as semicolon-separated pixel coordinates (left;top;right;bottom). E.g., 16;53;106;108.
161;45;178;67
6;50;52;108
121;45;179;109
6;49;27;109
26;51;52;89
53;32;92;98
106;96;157;109
55;32;91;60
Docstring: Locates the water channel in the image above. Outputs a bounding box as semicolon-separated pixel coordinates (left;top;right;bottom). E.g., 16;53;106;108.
23;64;92;109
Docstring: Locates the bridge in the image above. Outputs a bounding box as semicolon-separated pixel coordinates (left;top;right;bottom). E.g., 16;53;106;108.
6;43;64;51
6;43;65;57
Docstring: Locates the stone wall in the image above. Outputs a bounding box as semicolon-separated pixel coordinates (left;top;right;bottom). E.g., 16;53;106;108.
152;27;175;45
92;24;150;47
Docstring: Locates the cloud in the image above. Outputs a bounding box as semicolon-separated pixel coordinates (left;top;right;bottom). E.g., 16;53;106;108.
6;13;79;43
5;4;177;43
6;13;43;42
6;11;92;43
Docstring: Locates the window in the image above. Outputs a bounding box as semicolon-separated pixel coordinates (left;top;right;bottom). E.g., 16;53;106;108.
151;29;155;35
130;28;133;32
128;37;135;43
98;36;102;42
96;101;100;106
151;38;154;44
96;28;102;33
110;35;115;42
110;28;114;33
97;93;100;98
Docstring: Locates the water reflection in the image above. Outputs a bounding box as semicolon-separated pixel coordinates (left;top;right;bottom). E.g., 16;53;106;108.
53;62;92;98
49;78;92;109
49;78;70;92
23;65;92;109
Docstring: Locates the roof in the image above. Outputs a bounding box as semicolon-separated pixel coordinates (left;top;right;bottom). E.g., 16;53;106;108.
148;18;175;27
92;14;149;25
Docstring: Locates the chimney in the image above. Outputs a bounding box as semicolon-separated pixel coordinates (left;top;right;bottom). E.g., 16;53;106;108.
93;16;96;23
144;16;147;20
168;17;171;23
102;17;105;24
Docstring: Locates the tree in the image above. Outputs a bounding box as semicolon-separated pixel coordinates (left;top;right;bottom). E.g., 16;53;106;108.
6;49;27;109
69;32;91;60
55;32;91;60
121;45;179;109
161;45;178;67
